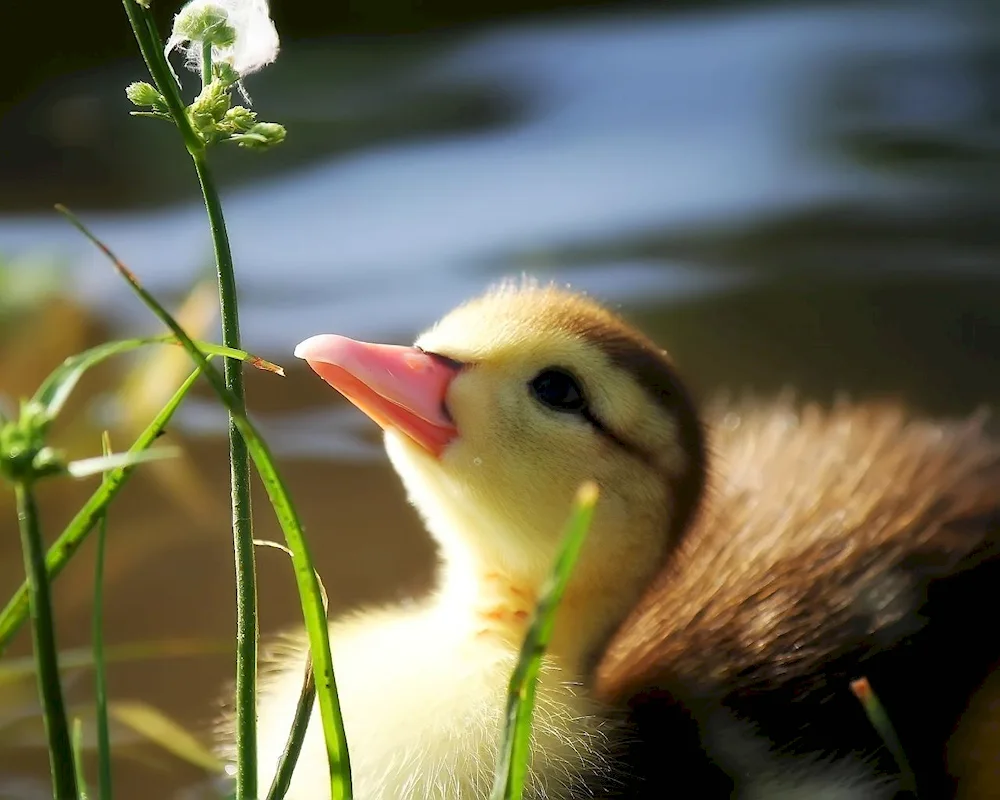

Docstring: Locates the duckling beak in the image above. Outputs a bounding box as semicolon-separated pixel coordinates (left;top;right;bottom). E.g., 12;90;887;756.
294;334;461;457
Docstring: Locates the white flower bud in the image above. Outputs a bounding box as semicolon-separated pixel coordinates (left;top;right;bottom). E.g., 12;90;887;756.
165;0;279;85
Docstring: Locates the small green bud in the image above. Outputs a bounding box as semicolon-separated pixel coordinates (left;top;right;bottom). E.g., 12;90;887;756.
189;79;232;132
213;61;241;88
223;106;257;133
232;121;287;150
173;4;236;48
125;82;166;110
0;405;61;484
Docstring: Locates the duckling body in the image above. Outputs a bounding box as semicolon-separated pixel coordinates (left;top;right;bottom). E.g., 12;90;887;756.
256;603;619;800
241;280;1000;800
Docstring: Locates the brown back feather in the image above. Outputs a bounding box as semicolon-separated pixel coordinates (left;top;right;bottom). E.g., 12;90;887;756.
595;396;1000;704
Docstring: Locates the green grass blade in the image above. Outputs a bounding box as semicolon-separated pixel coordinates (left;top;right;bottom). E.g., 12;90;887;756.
32;333;282;420
489;482;599;800
108;702;225;773
265;659;316;800
61;205;353;799
850;677;919;794
94;432;113;800
72;716;89;800
33;338;162;419
253;539;328;800
0;367;204;656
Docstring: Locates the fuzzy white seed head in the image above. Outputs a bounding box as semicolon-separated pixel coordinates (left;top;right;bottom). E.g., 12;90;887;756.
166;0;279;83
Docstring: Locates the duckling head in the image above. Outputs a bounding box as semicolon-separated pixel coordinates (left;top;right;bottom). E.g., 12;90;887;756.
295;280;705;662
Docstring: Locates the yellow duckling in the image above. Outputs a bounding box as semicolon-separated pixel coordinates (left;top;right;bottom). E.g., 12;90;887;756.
246;279;1000;800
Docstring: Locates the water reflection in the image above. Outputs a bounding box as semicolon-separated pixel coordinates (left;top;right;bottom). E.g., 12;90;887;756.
1;2;996;356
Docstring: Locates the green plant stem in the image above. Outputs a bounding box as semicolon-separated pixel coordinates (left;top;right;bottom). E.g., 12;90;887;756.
121;1;260;788
191;147;259;800
201;42;213;88
14;481;78;800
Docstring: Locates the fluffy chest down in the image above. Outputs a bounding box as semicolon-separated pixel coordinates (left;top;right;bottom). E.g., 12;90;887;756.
254;604;622;800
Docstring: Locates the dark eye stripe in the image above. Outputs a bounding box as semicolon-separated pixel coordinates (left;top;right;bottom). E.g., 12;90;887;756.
581;407;657;467
529;366;656;466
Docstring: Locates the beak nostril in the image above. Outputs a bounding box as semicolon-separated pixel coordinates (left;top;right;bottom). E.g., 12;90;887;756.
417;347;466;373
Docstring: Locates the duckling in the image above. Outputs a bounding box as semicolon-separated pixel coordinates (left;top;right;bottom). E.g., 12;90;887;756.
247;279;1000;800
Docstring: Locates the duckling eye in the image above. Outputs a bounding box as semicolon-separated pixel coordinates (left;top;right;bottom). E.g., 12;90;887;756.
529;368;587;413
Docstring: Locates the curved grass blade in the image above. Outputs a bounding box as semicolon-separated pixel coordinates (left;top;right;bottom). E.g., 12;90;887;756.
61;205;353;799
252;539;329;800
33;338;155;420
33;334;282;421
109;702;225;774
266;660;316;800
851;677;919;795
0;368;203;655
489;482;598;800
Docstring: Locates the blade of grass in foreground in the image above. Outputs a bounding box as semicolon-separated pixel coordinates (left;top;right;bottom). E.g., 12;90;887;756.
266;660;316;800
60;206;353;800
94;432;113;800
72;716;90;800
851;677;918;795
0;368;202;655
109;701;225;774
489;482;599;800
253;539;329;800
32;334;282;421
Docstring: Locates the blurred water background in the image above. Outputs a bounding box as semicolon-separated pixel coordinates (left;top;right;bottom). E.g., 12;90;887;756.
1;0;999;797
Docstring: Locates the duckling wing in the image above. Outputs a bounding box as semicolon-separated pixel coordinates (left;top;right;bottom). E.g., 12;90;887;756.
593;398;1000;798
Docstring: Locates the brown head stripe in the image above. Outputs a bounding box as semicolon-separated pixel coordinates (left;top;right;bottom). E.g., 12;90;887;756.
536;294;708;545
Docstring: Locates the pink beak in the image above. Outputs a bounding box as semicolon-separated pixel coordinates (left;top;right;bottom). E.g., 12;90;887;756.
293;334;461;458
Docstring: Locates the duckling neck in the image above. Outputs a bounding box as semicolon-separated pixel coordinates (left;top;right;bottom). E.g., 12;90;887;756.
433;535;634;673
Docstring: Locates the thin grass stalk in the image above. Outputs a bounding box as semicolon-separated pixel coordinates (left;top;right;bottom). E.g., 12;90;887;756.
72;717;89;800
851;677;918;795
64;208;353;799
253;538;330;800
265;659;316;800
14;481;78;800
490;482;598;800
191;147;260;800
120;0;260;790
0;368;204;654
93;432;113;800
